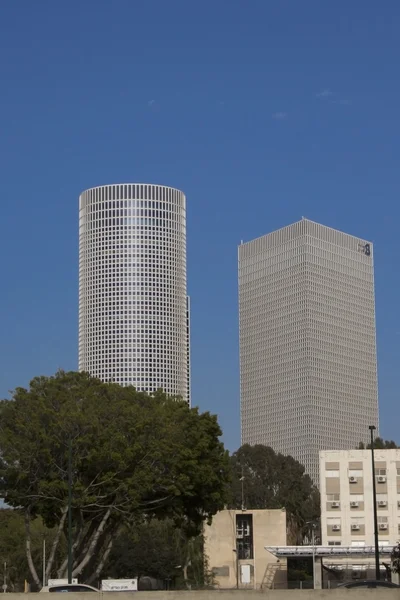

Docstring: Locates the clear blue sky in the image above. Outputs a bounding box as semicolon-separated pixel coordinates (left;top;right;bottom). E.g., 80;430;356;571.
1;0;399;451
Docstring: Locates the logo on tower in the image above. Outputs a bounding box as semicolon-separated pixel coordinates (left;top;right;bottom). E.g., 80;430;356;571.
358;242;371;256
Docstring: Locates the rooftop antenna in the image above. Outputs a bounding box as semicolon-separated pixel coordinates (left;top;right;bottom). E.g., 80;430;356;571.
240;464;246;511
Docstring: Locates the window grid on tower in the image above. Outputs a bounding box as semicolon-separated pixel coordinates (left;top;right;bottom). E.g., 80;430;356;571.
238;219;378;484
78;184;190;404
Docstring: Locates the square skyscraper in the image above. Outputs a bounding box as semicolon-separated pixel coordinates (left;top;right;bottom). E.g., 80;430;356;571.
238;219;379;483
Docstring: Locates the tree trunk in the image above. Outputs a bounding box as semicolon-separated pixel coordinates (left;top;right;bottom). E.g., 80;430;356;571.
24;508;41;588
77;522;113;580
72;508;111;577
57;513;88;578
86;537;113;586
46;505;68;580
72;519;98;568
183;539;192;590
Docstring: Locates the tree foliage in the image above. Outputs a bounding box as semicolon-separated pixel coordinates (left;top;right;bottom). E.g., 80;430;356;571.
106;520;209;589
358;438;398;449
0;371;230;587
228;444;320;542
0;510;66;592
391;543;400;573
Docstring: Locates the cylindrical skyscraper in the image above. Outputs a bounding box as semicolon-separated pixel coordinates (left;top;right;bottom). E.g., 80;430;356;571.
79;183;190;404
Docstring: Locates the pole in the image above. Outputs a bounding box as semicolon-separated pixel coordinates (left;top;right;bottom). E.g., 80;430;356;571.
68;436;73;584
312;529;316;589
3;562;6;593
42;538;46;587
369;425;380;580
241;465;245;511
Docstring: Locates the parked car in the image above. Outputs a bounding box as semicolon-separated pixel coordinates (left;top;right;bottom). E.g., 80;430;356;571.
338;580;400;589
40;584;99;593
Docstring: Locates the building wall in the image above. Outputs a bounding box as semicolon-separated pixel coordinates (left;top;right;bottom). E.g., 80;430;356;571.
78;184;189;403
320;449;400;548
239;219;378;483
203;509;287;589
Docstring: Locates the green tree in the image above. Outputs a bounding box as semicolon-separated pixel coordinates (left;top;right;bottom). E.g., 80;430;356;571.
0;371;230;588
0;510;66;592
228;444;320;542
391;543;400;574
106;520;209;589
358;438;398;449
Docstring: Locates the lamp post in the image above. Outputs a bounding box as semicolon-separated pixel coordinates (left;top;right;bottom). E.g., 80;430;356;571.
42;537;46;588
369;425;380;580
312;528;316;589
306;520;318;589
67;436;73;584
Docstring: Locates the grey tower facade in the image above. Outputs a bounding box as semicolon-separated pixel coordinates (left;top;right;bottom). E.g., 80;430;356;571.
238;219;379;483
79;183;190;404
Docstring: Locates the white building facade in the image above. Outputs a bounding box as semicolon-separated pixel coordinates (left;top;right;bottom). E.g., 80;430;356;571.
320;449;400;547
238;219;379;482
79;183;190;403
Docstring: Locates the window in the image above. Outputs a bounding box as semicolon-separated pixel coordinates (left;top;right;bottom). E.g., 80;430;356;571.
327;494;340;501
236;514;253;559
49;586;97;593
351;541;365;547
348;470;363;477
326;470;339;478
378;516;388;523
328;541;341;546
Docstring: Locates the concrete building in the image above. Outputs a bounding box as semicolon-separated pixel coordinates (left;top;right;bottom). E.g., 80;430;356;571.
238;219;379;482
320;449;400;547
204;509;287;589
319;449;400;579
79;184;190;403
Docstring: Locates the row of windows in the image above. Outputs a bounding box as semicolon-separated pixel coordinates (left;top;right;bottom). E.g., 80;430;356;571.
83;199;183;214
81;185;184;205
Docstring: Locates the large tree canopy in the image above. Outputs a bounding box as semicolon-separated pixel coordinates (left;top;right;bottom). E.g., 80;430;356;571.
0;371;230;587
228;444;320;542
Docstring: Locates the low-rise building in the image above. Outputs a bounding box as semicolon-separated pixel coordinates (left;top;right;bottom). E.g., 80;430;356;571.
320;449;400;579
203;508;287;589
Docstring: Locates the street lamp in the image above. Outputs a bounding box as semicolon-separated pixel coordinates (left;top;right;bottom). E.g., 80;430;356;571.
306;520;318;589
369;425;380;580
67;436;73;584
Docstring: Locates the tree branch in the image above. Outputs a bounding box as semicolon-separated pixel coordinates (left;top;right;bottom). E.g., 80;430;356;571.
46;505;68;579
58;512;90;578
72;508;112;577
86;536;113;586
24;508;41;588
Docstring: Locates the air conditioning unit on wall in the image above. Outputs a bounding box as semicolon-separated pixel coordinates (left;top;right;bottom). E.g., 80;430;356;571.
349;476;357;483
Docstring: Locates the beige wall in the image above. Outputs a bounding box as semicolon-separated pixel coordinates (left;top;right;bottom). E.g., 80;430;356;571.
203;509;287;590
